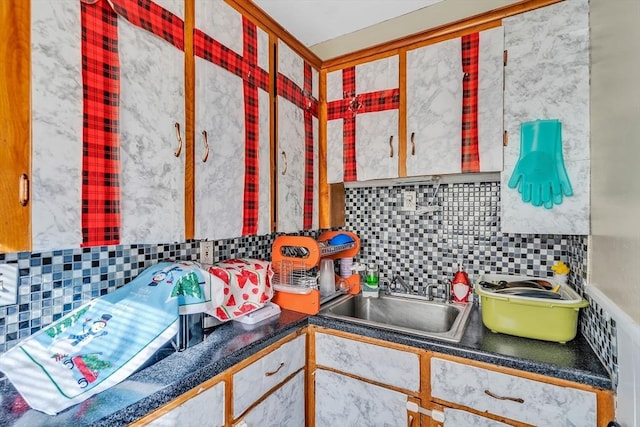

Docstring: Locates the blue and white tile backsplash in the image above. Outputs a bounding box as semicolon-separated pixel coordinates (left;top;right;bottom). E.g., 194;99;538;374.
0;181;617;385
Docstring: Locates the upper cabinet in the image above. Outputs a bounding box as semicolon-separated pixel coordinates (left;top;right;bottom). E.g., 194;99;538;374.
1;0;31;253
501;0;590;235
406;27;504;176
326;27;503;184
276;40;319;233
193;0;271;239
118;0;186;245
326;55;400;183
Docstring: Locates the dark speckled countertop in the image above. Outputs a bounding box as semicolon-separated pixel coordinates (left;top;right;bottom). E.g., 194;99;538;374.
0;303;611;426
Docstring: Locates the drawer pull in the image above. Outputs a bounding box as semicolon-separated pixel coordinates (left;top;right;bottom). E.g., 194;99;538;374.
389;135;394;158
201;130;209;163
19;173;29;206
484;389;524;404
264;362;285;377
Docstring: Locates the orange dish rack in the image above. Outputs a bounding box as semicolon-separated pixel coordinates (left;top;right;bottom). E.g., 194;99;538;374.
271;231;361;315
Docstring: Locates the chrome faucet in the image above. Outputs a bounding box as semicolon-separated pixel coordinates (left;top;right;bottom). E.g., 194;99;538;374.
392;275;413;293
426;280;452;303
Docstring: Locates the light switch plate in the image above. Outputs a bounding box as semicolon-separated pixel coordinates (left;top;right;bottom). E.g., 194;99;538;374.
0;264;18;306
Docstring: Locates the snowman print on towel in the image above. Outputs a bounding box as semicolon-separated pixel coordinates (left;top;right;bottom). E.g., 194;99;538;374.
50;314;112;361
148;265;182;286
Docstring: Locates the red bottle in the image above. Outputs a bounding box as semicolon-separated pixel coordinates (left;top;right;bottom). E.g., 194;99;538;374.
451;268;471;303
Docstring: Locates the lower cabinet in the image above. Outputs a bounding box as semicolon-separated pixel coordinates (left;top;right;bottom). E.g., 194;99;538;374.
429;355;607;427
136;379;226;427
233;370;305;427
315;369;415;427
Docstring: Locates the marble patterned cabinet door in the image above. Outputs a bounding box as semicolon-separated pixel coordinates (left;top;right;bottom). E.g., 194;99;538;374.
234;370;305;427
355;56;400;181
194;0;270;239
277;41;319;232
406;27;504;177
146;380;225;427
118;0;185;245
501;0;590;234
315;369;409;427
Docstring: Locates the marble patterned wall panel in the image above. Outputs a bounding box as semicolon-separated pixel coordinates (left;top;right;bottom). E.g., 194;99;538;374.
118;18;185;244
194;60;245;239
31;0;83;251
195;0;242;55
501;0;590;235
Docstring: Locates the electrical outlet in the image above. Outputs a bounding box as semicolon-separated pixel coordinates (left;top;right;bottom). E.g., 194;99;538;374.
402;190;416;212
200;241;214;265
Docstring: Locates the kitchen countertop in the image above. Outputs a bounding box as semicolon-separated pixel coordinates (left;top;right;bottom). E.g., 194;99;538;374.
0;303;612;426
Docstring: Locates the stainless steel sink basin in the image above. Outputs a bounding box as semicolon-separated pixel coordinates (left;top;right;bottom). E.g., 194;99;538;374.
319;293;472;342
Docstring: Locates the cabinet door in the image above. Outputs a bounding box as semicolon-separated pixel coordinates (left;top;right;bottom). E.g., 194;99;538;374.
406;37;462;176
277;41;318;232
31;0;83;250
355;56;399;181
144;380;225;427
194;0;271;239
0;0;30;253
501;0;589;234
431;357;597;426
234;370;305;427
315;369;410;427
406;27;503;177
118;0;185;244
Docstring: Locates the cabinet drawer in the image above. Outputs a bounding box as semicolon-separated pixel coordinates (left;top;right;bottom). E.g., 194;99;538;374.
430;358;597;426
315;333;420;392
233;334;306;418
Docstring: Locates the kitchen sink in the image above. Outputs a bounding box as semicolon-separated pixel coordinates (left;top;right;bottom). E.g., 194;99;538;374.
318;293;472;342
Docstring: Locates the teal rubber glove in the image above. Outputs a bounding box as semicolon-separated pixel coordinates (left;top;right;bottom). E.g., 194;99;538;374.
508;120;572;209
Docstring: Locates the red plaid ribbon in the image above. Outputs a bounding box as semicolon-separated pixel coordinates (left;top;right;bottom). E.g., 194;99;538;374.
109;0;184;50
276;64;319;229
241;18;260;235
461;33;480;172
326;67;400;181
81;0;121;246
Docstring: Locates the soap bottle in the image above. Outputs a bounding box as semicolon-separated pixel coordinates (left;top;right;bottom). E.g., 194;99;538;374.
451;266;471;303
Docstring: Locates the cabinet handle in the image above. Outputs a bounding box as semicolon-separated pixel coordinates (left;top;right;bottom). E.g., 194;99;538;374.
407;414;415;427
264;361;285;377
174;122;183;157
18;173;29;207
389;135;394;158
201;130;209;163
410;132;416;156
484;389;524;404
281;151;288;175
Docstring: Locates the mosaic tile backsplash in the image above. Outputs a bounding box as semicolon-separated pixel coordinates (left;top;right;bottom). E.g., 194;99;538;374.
344;181;617;384
0;181;617;385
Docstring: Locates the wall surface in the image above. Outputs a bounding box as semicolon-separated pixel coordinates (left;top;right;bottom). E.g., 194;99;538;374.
590;0;640;424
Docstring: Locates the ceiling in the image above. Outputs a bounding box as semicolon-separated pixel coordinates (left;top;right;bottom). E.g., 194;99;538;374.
251;0;526;60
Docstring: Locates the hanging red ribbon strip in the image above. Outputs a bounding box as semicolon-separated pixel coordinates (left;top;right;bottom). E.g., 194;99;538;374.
81;0;121;246
326;67;400;181
461;32;480;172
241;18;261;235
